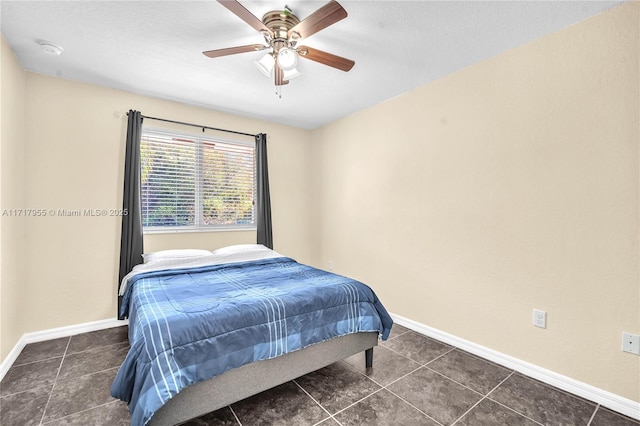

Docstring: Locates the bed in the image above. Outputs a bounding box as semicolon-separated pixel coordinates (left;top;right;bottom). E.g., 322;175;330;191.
111;245;393;426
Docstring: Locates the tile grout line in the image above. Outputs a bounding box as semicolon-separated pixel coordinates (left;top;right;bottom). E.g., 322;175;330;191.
32;335;127;425
586;403;600;426
509;370;602;407
370;346;454;426
293;378;340;422
293;375;384;426
228;404;243;426
38;337;71;426
10;355;66;369
64;340;129;356
422;364;486;397
494;371;603;423
422;346;457;367
327;358;443;423
334;346;459;425
40;400;120;425
381;383;445;426
449;370;516;426
374;343;546;426
337;353;420;390
386;329;410;341
381;340;566;426
464;369;546;426
369;362;424;388
379;340;455;370
323;386;386;420
0;341;127;399
484;396;547;426
0;378;61;399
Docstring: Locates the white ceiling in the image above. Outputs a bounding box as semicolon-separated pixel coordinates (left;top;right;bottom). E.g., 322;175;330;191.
1;1;623;129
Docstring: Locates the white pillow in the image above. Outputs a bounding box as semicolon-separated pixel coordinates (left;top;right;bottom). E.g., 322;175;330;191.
211;244;268;255
142;249;212;264
211;244;282;264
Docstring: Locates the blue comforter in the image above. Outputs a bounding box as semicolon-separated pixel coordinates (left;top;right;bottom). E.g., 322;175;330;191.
111;257;393;426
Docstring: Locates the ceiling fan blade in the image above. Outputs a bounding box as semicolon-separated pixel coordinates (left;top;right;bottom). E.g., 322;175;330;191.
274;64;289;86
298;46;354;72
289;0;347;40
217;0;271;35
203;44;267;58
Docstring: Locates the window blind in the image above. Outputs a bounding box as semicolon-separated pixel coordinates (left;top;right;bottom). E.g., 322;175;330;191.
140;128;256;231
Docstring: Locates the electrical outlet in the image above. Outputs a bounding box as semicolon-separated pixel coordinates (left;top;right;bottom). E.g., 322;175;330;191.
622;332;640;355
328;260;334;272
533;309;546;329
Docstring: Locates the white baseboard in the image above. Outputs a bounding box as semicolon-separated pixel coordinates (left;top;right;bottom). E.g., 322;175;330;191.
390;313;640;421
0;317;128;382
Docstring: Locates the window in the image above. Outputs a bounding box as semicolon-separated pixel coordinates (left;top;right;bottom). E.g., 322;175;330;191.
140;127;256;232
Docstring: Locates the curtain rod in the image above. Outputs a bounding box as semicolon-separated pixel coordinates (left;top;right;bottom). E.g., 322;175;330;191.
127;112;257;138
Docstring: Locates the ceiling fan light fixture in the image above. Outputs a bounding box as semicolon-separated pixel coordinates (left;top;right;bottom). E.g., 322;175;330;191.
283;67;300;80
277;47;298;71
255;53;275;77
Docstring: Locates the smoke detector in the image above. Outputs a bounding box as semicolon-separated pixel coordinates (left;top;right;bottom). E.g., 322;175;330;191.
37;40;63;56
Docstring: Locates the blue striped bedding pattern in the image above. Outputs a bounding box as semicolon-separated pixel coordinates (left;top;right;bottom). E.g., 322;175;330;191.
110;257;393;426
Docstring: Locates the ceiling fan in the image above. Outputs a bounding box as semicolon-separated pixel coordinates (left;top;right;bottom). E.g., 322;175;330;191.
203;0;355;88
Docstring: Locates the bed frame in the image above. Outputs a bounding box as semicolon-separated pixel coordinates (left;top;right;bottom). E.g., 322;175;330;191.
148;331;378;426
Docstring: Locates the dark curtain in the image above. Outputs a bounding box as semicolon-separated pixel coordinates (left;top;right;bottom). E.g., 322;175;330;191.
256;133;273;249
118;110;144;319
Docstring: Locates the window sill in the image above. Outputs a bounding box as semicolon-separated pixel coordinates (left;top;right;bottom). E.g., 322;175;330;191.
143;226;256;235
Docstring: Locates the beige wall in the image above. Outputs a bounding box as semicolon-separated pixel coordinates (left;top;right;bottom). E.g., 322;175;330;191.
1;37;27;360
311;2;640;402
0;72;312;355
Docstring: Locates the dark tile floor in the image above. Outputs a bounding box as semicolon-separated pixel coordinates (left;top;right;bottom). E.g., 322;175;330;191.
1;324;638;426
